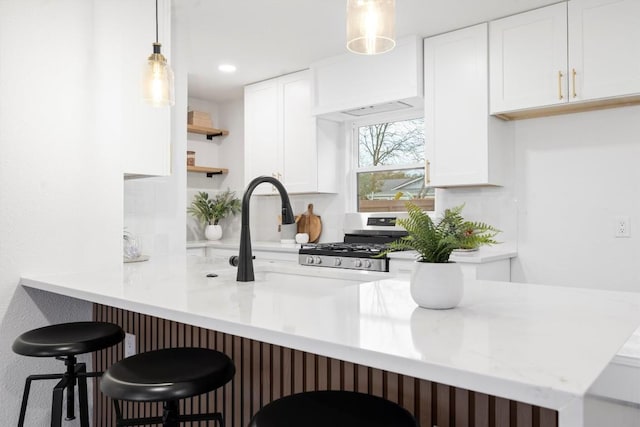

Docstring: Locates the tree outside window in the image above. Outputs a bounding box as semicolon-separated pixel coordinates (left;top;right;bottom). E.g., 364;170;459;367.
355;117;434;212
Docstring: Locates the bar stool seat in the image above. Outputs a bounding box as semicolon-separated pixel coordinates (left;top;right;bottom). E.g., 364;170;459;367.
249;390;419;427
13;321;125;427
13;321;125;357
100;347;235;427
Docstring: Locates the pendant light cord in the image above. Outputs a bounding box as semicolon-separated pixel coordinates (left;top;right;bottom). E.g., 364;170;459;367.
155;0;159;43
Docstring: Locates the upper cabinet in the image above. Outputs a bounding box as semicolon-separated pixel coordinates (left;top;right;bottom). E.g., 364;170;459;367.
489;3;568;114
95;0;172;178
244;70;340;195
310;36;423;121
490;0;640;119
424;23;513;187
568;0;640;101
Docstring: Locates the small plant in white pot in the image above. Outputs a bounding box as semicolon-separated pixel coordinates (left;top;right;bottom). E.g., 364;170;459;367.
188;190;241;240
383;202;499;309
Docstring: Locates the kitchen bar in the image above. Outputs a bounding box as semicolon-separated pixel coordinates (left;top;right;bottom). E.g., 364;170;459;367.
20;255;640;427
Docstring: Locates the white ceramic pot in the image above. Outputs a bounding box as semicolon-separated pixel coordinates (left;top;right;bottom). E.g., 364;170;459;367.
205;224;223;240
410;261;463;309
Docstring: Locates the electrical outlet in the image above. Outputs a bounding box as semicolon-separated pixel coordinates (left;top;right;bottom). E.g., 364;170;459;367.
124;333;136;357
614;216;630;238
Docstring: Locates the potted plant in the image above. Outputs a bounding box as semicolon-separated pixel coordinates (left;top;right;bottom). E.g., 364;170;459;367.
383;202;499;309
188;190;241;240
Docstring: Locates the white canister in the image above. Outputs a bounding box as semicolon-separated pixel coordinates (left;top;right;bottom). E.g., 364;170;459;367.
295;233;310;244
280;223;297;243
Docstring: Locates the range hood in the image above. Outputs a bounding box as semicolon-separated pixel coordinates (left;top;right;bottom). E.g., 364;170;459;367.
341;101;414;117
311;36;423;122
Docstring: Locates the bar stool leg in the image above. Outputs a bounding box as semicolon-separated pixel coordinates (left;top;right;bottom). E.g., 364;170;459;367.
17;373;65;427
51;376;69;427
76;364;90;427
162;400;179;427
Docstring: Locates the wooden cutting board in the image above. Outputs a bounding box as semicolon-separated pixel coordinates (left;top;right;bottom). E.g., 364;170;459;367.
297;203;322;243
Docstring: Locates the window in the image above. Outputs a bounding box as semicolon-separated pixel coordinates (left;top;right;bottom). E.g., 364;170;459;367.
353;115;434;212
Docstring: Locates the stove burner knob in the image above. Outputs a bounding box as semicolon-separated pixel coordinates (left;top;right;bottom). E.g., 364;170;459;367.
314;256;322;265
334;258;342;266
306;256;315;264
354;259;362;268
364;260;372;269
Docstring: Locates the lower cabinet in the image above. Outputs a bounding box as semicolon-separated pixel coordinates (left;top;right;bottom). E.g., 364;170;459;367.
388;257;511;282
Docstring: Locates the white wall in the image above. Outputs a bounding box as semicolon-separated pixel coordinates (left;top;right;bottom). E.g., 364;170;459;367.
0;1;122;425
440;105;640;292
511;105;640;291
124;6;188;258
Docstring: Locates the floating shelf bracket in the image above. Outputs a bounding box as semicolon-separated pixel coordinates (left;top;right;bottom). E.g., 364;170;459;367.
206;171;223;178
206;132;224;140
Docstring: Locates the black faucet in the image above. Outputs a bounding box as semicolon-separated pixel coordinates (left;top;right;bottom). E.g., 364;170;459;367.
237;176;295;282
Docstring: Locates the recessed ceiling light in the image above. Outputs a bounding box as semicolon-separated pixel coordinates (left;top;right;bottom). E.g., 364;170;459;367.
218;64;237;73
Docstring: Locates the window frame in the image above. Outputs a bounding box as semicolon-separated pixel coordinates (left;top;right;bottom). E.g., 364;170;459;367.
347;109;432;213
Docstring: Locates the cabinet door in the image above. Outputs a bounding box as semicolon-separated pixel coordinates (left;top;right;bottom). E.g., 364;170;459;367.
281;71;316;193
244;81;280;195
425;24;493;186
489;3;568;114
569;0;640;101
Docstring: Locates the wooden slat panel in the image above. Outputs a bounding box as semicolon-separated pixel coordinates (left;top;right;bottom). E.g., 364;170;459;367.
436;383;451;427
418;380;433;427
92;304;559;427
370;368;384;397
293;350;304;393
540;407;559;427
517;402;533;427
495;396;511;427
304;353;316;392
455;388;470;427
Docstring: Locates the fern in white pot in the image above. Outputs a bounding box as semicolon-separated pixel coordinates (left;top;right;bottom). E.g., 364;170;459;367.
383;202;499;309
188;190;241;240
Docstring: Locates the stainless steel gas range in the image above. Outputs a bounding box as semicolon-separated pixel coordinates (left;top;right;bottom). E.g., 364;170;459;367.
298;213;408;272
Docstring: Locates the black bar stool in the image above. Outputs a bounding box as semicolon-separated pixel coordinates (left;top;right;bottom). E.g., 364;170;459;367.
249;390;420;427
12;321;125;427
100;347;235;427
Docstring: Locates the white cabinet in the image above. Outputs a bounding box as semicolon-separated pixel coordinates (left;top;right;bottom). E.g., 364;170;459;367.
310;36;423;120
424;23;513;188
489;3;568;114
569;0;640;102
389;257;511;282
490;0;640;118
244;70;339;195
95;0;172;178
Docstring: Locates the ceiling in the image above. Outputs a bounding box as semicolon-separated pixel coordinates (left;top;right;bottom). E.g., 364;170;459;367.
175;0;560;102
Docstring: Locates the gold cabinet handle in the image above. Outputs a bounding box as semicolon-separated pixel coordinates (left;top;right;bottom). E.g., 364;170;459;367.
558;71;564;100
572;68;577;98
425;160;431;185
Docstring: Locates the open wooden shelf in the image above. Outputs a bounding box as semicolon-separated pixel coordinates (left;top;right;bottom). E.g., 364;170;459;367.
187;124;229;140
187;165;229;177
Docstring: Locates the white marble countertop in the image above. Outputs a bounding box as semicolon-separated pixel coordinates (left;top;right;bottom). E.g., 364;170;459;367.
188;239;518;263
187;239;301;253
20;255;640;426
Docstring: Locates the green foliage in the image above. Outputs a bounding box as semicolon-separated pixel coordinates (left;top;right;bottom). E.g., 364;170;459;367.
187;189;241;226
382;202;500;263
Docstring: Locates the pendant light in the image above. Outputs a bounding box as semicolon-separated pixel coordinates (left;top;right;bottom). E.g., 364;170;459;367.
142;0;174;107
346;0;396;55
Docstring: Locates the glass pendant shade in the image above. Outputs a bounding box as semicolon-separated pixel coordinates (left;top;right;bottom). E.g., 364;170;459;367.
346;0;396;55
143;43;175;107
